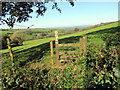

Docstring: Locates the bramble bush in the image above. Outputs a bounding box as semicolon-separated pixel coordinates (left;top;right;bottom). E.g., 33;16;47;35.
101;32;120;49
2;44;120;89
86;44;120;88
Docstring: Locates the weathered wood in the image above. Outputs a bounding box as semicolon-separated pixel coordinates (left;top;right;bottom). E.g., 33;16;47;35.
83;36;87;55
80;36;87;55
55;41;59;61
59;60;69;62
80;38;83;55
50;41;54;65
60;55;78;59
7;38;14;62
58;43;80;47
54;31;87;63
59;51;79;55
55;31;59;65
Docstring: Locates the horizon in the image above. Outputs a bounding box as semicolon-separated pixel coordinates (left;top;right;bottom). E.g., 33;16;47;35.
1;21;118;30
0;2;118;29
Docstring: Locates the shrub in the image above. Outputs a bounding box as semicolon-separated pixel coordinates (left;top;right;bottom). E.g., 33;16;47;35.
86;41;120;88
74;28;79;32
0;34;9;49
102;32;120;49
10;30;32;42
11;39;23;46
2;65;51;89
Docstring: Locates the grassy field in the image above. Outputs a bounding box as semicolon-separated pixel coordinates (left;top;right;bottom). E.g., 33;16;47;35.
2;21;120;89
1;28;64;33
0;31;13;34
30;28;65;32
1;21;118;54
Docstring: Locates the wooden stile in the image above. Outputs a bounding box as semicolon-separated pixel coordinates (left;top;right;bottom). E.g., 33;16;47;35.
52;31;87;63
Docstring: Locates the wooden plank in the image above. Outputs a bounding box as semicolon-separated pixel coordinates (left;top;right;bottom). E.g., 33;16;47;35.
83;36;87;55
59;60;70;62
80;37;87;55
59;51;79;55
60;55;78;59
55;31;59;65
50;41;54;65
55;41;59;63
58;43;80;47
80;38;83;55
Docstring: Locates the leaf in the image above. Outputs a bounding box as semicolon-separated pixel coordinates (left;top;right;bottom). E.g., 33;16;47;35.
20;83;25;88
117;78;120;84
105;80;111;84
69;2;74;7
101;71;105;74
109;75;114;79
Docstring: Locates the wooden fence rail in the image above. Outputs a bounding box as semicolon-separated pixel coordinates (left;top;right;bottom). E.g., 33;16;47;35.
58;43;80;47
59;51;79;55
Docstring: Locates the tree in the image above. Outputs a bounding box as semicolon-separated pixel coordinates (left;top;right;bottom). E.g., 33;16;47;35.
0;34;9;49
10;30;31;42
74;28;79;32
1;0;74;28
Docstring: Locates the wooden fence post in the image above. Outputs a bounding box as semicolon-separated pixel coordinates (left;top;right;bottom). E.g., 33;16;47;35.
83;36;87;55
50;41;54;65
7;38;14;62
80;37;83;55
80;36;87;55
55;31;59;65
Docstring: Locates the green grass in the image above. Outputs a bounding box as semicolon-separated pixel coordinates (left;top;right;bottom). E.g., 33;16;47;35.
1;21;118;54
87;35;105;46
1;28;64;34
59;21;118;38
30;28;64;32
0;31;13;34
2;37;55;53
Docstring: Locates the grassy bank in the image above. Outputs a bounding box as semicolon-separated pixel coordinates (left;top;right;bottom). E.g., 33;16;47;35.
2;21;118;54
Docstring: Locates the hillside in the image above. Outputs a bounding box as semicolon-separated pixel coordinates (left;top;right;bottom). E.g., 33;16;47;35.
2;21;120;89
2;21;118;54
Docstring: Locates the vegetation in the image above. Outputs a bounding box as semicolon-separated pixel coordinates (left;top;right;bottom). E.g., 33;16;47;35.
2;21;120;89
1;1;119;89
0;34;9;49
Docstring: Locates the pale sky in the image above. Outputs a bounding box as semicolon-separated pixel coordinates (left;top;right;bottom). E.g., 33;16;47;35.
0;1;118;29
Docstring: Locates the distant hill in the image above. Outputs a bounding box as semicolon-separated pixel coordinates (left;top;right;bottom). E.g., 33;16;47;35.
49;25;92;30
